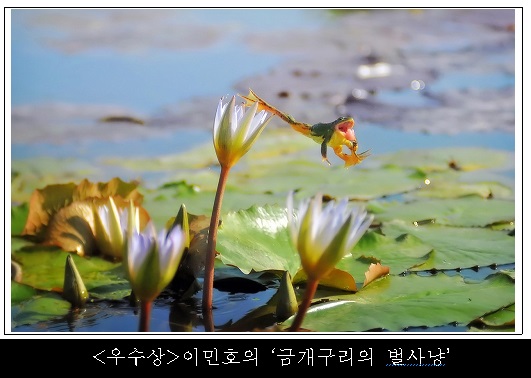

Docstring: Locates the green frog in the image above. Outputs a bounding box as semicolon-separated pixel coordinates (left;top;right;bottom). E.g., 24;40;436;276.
240;89;370;167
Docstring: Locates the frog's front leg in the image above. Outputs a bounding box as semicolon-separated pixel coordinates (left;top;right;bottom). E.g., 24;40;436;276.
321;141;331;165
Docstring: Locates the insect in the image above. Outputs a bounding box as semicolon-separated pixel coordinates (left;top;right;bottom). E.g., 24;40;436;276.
239;89;370;167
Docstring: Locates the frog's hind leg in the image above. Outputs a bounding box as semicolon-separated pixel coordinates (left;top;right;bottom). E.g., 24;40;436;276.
333;145;370;168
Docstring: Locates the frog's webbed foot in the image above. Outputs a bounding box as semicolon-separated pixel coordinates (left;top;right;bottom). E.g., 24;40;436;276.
333;145;370;168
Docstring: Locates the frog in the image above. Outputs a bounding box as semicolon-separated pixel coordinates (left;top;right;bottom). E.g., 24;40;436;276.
239;89;370;168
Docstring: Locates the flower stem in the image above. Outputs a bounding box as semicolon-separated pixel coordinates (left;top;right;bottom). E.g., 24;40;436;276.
139;300;152;332
202;165;231;330
289;278;319;332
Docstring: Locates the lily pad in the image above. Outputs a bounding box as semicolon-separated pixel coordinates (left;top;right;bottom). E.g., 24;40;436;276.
11;203;29;235
142;180;287;225
373;147;513;172
21;178;144;241
408;173;514;200
368;197;515;227
104;141;219;171
338;231;433;282
474;304;515;327
11;281;41;304
216;205;301;278
233;160;426;201
381;220;515;270
279;272;514;332
12;249;130;300
12;291;72;327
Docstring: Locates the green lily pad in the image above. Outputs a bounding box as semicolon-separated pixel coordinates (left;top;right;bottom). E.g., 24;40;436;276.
280;272;514;332
408;173;514;200
216;205;301;278
475;304;515;327
11;203;29;235
142;180;287;226
368;197;515;227
11;236;34;253
11;281;41;304
381;220;515;270
337;231;433;283
373;147;513;172
105;141;219;171
232;161;425;201
12;249;129;300
12;291;72;327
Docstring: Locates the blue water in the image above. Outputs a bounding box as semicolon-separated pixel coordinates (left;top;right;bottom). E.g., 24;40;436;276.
10;9;322;114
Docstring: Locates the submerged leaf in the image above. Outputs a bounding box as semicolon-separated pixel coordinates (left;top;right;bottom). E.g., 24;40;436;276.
12;292;72;327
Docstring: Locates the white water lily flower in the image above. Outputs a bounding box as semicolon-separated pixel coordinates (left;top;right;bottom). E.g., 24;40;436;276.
93;197;127;260
125;222;186;302
287;192;373;281
213;95;272;168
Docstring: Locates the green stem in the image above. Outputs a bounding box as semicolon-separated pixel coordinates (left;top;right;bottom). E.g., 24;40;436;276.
202;165;231;331
139;300;152;332
289;278;319;332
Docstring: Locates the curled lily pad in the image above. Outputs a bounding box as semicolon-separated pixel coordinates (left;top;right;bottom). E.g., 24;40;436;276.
41;197;150;257
293;268;357;292
363;263;390;288
43;200;97;256
21;177;144;242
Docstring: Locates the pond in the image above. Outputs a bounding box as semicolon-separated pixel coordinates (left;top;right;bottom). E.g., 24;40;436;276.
9;8;518;334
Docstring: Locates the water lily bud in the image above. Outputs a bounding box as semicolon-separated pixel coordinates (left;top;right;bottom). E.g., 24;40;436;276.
63;254;89;307
171;204;190;249
212;96;272;168
275;271;298;321
93;197;125;260
125;222;186;302
287;192;373;281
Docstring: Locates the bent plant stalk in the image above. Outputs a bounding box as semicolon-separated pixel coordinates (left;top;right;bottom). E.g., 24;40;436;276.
139;300;152;332
289;278;319;332
202;165;231;331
